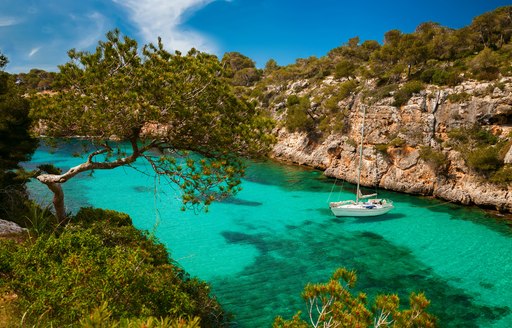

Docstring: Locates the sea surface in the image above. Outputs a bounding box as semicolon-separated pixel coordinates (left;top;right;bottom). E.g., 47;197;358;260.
24;140;512;327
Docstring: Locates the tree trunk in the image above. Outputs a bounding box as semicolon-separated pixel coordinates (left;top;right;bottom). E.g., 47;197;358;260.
35;138;146;223
45;181;66;223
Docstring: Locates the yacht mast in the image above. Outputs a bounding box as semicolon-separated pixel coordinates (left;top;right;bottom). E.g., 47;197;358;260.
356;105;366;203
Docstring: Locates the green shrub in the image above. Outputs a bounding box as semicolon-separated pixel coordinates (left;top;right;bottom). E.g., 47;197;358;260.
318;110;348;134
469;48;500;81
419;146;448;172
274;267;437;327
447;92;471;103
81;302;202;327
74;206;132;227
286;95;300;106
375;143;390;155
334;59;356;79
322;81;357;113
0;208;224;327
466;146;502;173
490;165;512;185
420;68;462;86
363;84;397;104
323;96;340;113
338;80;358;99
447;126;499;148
389;137;406;147
393;80;424;107
285;96;314;132
22;201;58;235
446;128;469;145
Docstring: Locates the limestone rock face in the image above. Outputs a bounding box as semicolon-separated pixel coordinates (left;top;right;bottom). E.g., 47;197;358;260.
0;219;26;236
505;146;512;164
268;78;512;213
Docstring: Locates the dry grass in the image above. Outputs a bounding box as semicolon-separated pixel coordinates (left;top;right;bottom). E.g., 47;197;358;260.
0;291;18;327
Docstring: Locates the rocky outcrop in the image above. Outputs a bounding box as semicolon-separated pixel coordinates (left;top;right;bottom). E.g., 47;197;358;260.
0;219;26;236
268;78;512;213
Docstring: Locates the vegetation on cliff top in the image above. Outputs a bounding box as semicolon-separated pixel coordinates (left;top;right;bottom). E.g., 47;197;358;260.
250;5;512;135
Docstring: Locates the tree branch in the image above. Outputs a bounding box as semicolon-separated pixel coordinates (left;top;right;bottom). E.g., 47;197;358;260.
37;143;141;185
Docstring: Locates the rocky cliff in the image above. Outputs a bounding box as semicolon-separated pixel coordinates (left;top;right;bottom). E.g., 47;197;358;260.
266;77;512;213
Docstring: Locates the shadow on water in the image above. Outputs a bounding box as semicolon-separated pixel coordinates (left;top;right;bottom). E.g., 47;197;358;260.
133;186;154;193
220;197;263;207
352;213;407;223
211;218;510;328
324;212;406;224
432;203;512;238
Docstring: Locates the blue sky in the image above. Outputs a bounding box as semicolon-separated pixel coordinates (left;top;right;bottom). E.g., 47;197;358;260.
1;0;510;73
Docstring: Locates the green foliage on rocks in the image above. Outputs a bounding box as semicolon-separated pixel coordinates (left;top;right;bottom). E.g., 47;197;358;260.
362;83;397;105
490;164;512;185
419;146;449;173
447;125;499;148
0;208;224;327
419;67;462;86
447;92;472;103
285;95;314;132
392;80;424;107
466;146;502;173
447;125;509;176
469;47;501;81
322;80;358;114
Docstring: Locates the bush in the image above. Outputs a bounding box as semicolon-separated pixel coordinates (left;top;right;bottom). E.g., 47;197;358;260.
469;48;500;81
334;59;357;79
389;137;406;148
393;80;424;107
274;267;437;327
0;208;224;327
420;68;462;86
338;80;358;99
466;146;501;173
490;165;512;185
447;126;499;148
318;110;348;134
363;84;397;104
419;146;448;172
74;206;132;227
81;302;202;327
285;96;314;132
447;92;471;103
375;143;390;155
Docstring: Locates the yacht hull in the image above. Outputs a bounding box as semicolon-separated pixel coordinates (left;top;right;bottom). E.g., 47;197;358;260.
330;202;394;217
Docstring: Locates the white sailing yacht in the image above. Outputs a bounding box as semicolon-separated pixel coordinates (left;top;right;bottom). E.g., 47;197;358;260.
329;106;394;217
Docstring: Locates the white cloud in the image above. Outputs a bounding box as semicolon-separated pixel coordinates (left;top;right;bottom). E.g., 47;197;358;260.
75;12;108;49
0;16;21;27
28;47;41;57
113;0;218;53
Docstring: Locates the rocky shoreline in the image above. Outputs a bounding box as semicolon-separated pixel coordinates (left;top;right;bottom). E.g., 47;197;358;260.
268;79;512;214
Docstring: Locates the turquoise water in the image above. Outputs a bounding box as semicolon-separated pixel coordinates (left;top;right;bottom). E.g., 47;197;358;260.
24;141;512;327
